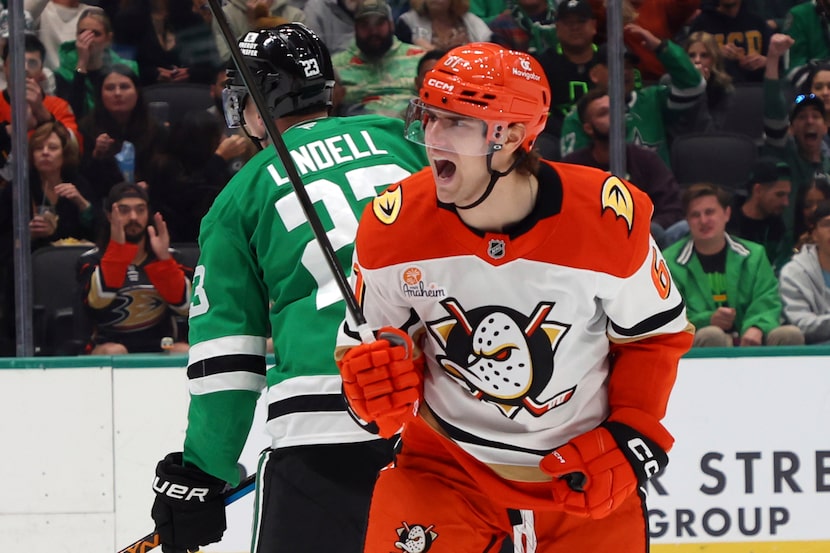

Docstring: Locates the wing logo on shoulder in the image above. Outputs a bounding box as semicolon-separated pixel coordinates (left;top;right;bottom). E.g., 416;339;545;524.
601;176;634;234
373;185;402;225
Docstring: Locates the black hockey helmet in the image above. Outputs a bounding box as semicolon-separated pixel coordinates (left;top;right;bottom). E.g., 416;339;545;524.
223;23;335;128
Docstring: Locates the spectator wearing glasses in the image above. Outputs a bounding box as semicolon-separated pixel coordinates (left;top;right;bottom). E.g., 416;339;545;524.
779;200;830;344
54;8;139;120
77;182;192;354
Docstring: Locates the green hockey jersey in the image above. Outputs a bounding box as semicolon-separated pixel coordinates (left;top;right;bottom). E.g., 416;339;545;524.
182;114;429;484
559;40;705;166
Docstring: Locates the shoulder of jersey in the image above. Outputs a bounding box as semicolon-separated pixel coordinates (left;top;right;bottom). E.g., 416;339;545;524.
356;167;437;261
544;160;653;276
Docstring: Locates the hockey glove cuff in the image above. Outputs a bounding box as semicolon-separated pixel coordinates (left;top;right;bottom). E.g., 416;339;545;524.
151;452;227;553
540;418;669;519
337;327;424;438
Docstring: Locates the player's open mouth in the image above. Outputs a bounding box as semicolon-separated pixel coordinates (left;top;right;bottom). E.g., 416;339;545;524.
434;159;456;180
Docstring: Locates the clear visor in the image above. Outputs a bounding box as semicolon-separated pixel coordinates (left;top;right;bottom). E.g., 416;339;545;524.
222;86;247;129
404;99;506;156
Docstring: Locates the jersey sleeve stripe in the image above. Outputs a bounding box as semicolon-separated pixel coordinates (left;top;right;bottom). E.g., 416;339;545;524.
188;371;266;395
268;394;348;419
187;353;266;379
609;299;686;337
188;335;267;363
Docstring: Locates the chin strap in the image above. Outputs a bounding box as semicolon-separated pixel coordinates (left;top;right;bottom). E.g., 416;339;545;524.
455;149;527;210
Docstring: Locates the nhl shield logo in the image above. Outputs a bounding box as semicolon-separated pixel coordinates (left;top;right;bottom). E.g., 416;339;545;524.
487;239;505;259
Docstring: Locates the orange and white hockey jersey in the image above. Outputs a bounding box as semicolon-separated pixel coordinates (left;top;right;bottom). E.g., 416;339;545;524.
337;160;693;470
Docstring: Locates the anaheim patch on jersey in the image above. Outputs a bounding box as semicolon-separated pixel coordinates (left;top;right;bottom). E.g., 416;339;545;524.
373;185;402;224
394;521;438;552
601;176;634;234
427;298;575;419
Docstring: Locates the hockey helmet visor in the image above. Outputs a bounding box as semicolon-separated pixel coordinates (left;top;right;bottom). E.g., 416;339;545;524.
404;99;510;156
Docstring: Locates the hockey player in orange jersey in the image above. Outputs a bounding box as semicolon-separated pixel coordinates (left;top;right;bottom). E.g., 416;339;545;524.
335;42;694;553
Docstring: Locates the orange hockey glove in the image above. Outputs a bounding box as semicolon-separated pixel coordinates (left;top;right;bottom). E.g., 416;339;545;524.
337;327;424;438
540;421;669;519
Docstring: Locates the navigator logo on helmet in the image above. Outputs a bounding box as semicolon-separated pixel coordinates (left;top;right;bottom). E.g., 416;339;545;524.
404;43;550;209
222;23;335;135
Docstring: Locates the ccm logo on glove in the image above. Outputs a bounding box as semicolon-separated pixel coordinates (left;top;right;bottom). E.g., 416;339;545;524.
152;479;211;501
627;437;661;478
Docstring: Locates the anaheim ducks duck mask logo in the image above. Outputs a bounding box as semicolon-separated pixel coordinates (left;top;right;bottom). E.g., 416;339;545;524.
427;298;574;418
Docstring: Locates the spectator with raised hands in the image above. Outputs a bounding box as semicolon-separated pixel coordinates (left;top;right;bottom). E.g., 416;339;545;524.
559;24;706;166
761;33;830;244
78;182;192;354
54;7;140;119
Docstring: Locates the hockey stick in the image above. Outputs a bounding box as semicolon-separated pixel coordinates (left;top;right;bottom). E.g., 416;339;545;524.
206;0;374;344
116;474;256;553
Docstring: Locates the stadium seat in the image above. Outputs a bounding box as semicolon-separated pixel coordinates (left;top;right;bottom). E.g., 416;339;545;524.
670;132;758;192
720;83;765;142
31;245;94;356
143;83;214;127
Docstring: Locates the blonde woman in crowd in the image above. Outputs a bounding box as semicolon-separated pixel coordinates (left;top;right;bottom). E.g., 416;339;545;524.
395;0;492;51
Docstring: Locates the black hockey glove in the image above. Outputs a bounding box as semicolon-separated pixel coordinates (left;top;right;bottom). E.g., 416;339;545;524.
151;452;227;553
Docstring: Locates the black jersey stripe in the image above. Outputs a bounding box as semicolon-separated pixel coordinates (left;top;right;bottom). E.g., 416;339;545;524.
610;299;686;337
187;354;266;379
267;394;348;420
428;407;554;456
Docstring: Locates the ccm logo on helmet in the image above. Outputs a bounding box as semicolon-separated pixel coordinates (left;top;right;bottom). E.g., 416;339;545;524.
427;78;454;92
153;477;211;502
627;437;661;478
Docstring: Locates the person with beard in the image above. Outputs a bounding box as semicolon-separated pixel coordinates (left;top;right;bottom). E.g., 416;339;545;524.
727;158;794;271
562;88;686;248
77;182;193;354
533;0;598;159
332;0;426;118
559;29;706;167
762;33;830;245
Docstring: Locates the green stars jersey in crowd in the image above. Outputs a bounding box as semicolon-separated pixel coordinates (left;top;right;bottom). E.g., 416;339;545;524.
182;114;428;484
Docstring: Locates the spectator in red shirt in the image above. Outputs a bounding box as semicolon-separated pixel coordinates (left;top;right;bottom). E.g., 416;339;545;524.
0;34;79;146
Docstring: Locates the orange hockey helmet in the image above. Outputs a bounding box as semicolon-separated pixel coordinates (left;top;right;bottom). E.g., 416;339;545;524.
413;42;551;152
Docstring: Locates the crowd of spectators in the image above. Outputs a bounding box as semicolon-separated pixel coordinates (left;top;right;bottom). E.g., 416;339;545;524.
1;0;830;356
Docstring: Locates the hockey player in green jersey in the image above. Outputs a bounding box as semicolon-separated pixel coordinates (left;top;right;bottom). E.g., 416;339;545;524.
150;23;429;553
